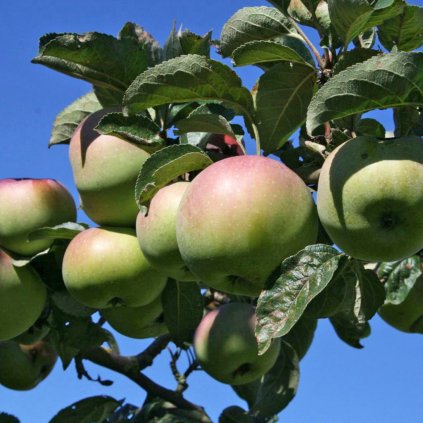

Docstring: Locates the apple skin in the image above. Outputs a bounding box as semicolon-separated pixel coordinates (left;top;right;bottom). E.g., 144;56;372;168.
62;227;168;309
136;182;196;281
317;136;423;262
193;303;280;385
0;250;47;341
0;340;57;390
378;277;423;333
101;294;168;339
0;178;76;256
69;108;154;226
176;155;318;296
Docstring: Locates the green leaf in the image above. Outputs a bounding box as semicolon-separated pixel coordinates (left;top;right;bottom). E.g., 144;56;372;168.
306;52;423;135
255;61;316;154
256;244;344;354
231;380;261;409
95;112;164;147
355;118;385;137
49;92;102;147
327;0;405;46
377;256;422;305
27;222;88;242
32;32;152;92
220;7;295;58
250;341;299;418
123;55;254;119
51;291;95;318
282;316;317;360
118;22;163;65
378;5;423;52
0;413;20;423
175;112;235;137
92;86;124;108
49;396;122;423
161;280;204;347
135;144;213;210
219;407;253;423
333;48;380;75
330;261;386;348
394;106;423;137
232;40;314;69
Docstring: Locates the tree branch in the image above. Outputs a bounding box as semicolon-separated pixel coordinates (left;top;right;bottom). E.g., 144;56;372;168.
81;346;207;414
136;334;171;370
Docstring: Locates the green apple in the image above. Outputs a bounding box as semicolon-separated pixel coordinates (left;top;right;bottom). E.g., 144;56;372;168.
101;295;168;339
0;178;76;256
193;302;280;385
0;250;47;341
378;277;423;333
12;316;50;345
0;340;57;390
62;227;167;309
136;182;196;281
69;108;154;226
176;155;318;296
317;136;423;262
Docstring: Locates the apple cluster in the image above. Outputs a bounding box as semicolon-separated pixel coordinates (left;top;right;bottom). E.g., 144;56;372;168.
2;108;423;391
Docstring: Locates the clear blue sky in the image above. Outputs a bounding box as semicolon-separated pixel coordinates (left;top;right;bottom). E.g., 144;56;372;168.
1;1;422;422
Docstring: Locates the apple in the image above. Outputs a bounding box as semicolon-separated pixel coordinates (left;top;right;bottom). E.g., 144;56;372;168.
0;178;76;256
136;182;196;281
317;136;423;262
62;227;168;309
193;302;281;385
378;277;423;333
12;316;50;345
101;294;168;339
176;155;318;296
0;340;57;390
0;250;47;341
69;108;154;226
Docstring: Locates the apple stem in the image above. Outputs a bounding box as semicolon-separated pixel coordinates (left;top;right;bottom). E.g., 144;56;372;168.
252;122;262;156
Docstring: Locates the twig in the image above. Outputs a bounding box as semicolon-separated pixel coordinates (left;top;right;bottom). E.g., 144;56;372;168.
136;334;171;370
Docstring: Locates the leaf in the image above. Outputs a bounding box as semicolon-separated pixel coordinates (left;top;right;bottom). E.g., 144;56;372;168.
32;32;152;92
250;341;299;418
232;40;314;69
306;52;423;135
355;118;385;137
92;86;124;108
327;0;405;46
231;380;261;409
175;114;235;137
220;7;295;58
164;25;212;60
51;291;95;318
393;106;422;137
0;413;20;423
49;92;102;146
256;244;344;354
95;112;164;147
333;48;380;75
377;256;422;304
49;396;122;423
118;22;163;65
135;144;213;210
219;407;253;423
282;316;317;360
255;61;316;154
27;222;88;242
123;55;254;119
378;5;423;52
161;280;204;347
330;260;386;348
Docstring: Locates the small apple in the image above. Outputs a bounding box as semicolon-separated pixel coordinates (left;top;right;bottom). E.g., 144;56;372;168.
101;294;168;339
378;277;423;333
0;250;47;341
136;182;196;281
62;227;167;309
193;302;280;385
0;178;76;256
317;136;423;261
0;340;57;390
69;108;155;226
176;155;318;296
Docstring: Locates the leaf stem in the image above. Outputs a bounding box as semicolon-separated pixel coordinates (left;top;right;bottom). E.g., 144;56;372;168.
289;18;325;69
